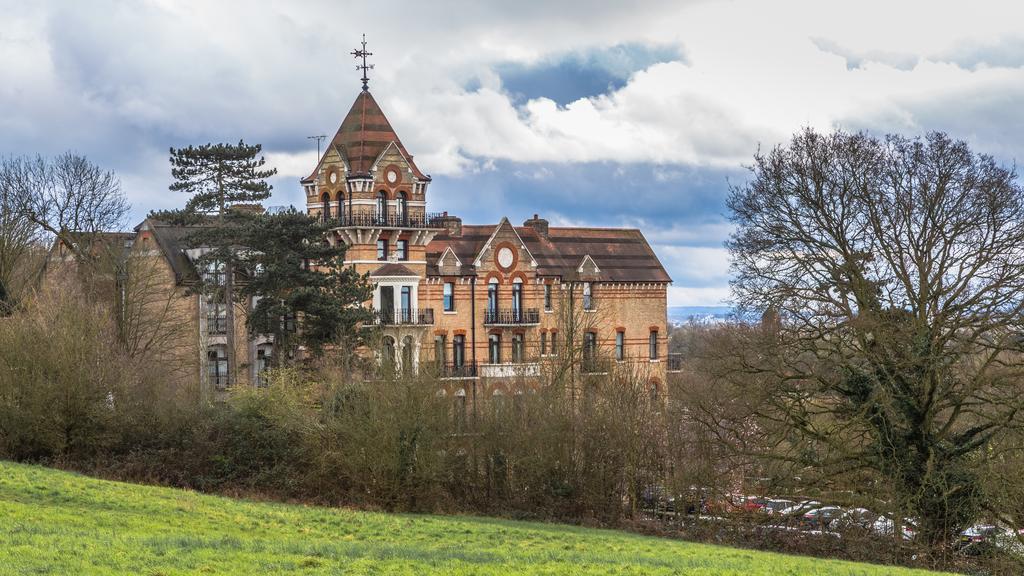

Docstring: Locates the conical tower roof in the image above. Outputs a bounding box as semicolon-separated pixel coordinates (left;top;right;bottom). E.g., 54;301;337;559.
324;90;427;180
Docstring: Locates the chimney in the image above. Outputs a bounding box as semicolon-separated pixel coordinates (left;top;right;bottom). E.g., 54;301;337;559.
523;213;548;237
437;212;462;237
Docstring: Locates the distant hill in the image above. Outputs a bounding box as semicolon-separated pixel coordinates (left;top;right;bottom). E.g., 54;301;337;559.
669;305;736;325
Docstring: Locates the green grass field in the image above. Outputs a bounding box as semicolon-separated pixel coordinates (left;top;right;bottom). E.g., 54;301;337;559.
0;461;953;575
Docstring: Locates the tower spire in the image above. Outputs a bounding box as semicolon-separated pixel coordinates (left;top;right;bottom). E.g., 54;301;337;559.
351;34;374;91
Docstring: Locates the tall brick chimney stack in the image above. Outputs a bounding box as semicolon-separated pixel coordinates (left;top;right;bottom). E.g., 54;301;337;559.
523;213;549;237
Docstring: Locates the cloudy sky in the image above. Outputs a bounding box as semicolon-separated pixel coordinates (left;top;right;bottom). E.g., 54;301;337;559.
3;0;1024;306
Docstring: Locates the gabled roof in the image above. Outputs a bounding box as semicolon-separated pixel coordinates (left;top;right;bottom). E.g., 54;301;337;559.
135;218;212;284
437;246;462;268
425;221;672;283
472;217;537;269
305;90;428;183
370;263;417;277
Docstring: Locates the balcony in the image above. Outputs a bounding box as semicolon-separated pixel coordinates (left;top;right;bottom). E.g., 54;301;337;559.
207;316;227;335
373;307;435;326
479;362;541;378
483;308;540;326
327;212;448;229
435;362;479;379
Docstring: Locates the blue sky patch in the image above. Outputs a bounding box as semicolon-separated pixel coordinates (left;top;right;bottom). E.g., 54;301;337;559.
492;43;686;105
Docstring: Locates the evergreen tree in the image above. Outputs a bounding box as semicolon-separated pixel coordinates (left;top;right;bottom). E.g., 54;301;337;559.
168;141;276;388
219;208;373;364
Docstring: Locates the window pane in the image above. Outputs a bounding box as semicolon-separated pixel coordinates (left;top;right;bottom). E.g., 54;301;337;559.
443;282;454;311
453;335;465;367
489;334;501;363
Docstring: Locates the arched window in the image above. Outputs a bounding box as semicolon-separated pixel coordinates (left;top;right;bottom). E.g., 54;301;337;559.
488;333;501;364
583;331;598;371
376;191;388;224
397;192;408;225
453;334;465;369
511;278;523;321
487;278;499;317
492;388;507;417
382;336;396;369
511;333;524;363
402;335;415;374
321;192;331;222
337;192;345;223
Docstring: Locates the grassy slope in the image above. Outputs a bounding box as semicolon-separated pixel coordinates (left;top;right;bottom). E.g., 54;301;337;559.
0;462;952;576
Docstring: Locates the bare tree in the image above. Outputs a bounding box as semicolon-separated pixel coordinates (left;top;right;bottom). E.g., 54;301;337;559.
725;129;1024;545
116;246;196;372
6;153;129;261
0;158;45;311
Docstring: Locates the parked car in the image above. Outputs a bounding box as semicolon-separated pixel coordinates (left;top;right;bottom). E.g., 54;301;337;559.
764;499;796;516
871;516;917;540
778;500;820;518
742;496;769;513
800;506;844;530
955;524;1022;556
832;507;878;531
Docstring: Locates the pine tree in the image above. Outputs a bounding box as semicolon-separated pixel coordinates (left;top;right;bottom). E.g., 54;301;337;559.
223;208;373;364
168;141;276;389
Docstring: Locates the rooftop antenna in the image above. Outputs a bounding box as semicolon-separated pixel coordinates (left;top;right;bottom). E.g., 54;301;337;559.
351;33;374;91
307;135;326;161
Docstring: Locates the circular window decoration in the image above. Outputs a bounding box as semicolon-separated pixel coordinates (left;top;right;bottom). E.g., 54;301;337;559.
497;246;514;269
325;166;342;186
385;165;402;186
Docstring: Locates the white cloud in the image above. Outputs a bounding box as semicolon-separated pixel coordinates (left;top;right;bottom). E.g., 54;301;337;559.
3;0;1024;307
668;285;730;307
265;150;318;179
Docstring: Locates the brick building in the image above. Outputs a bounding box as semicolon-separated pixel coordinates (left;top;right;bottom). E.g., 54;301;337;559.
46;84;673;400
302;87;673;398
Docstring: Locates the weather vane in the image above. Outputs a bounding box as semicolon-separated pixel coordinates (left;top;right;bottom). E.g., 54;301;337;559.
351;34;374;91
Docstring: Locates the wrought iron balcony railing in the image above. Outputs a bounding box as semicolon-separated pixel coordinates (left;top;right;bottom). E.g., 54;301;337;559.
435;361;478;379
207;316;228;335
374;307;435;326
326;211;448;229
483;308;540;326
